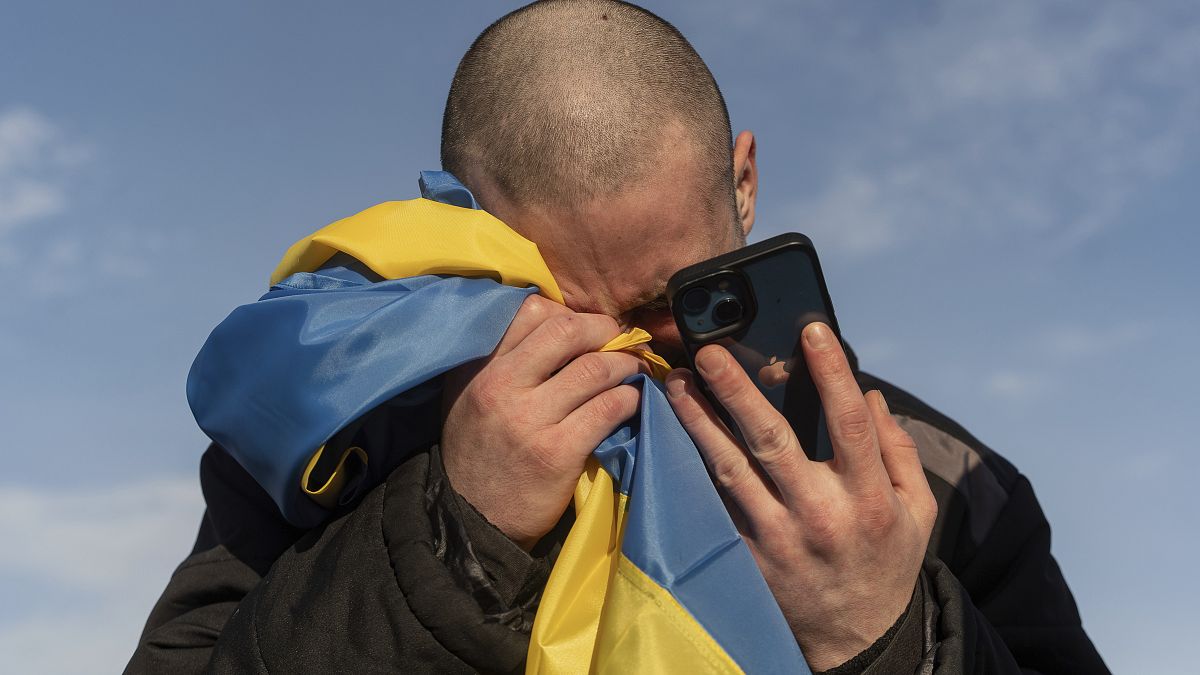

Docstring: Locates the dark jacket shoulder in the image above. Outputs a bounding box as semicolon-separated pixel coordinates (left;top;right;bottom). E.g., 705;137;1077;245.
857;370;1110;674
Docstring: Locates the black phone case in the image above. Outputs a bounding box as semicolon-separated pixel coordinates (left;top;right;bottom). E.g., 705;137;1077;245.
667;233;841;461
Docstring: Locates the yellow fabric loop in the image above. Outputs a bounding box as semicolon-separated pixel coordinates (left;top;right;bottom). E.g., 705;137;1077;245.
301;445;368;508
598;327;672;380
271;198;565;304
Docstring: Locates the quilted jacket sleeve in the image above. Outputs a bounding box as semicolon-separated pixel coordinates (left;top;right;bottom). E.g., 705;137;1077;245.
125;444;551;674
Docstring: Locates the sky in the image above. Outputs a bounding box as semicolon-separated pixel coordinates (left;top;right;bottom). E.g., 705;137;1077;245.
1;0;1197;672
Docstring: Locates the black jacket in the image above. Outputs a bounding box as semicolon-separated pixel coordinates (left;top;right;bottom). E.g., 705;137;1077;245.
126;371;1109;674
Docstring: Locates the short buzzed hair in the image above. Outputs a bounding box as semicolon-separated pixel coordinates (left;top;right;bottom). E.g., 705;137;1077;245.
441;0;735;217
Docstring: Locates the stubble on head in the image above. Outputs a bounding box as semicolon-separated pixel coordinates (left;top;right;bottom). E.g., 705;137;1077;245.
439;0;744;348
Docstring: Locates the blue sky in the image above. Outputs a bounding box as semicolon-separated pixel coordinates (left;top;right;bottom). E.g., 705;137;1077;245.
1;0;1197;671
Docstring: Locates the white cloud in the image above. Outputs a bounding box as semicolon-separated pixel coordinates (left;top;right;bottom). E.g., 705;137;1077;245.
1037;321;1150;360
0;477;203;674
785;1;1200;257
0;107;177;300
985;369;1052;399
0;179;66;231
0;477;201;589
0;107;86;237
16;224;171;298
0;108;59;171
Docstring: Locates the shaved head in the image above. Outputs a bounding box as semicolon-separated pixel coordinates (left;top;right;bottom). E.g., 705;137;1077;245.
441;0;735;220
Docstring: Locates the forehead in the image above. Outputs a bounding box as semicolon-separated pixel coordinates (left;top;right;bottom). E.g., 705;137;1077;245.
546;178;737;317
474;122;739;318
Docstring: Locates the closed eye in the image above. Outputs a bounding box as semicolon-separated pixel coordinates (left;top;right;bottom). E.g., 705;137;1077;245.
635;295;669;313
618;294;669;332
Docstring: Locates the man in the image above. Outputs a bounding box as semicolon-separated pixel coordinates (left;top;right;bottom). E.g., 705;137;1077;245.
128;1;1108;672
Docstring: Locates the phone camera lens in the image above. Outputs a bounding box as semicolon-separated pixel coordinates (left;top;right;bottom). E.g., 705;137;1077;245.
712;297;743;326
681;287;711;314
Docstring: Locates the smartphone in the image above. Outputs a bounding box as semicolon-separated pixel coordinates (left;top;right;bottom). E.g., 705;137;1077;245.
667;233;841;461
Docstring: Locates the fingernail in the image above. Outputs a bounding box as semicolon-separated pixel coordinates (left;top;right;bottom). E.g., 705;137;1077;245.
874;390;890;415
804;322;833;350
666;373;688;398
697;349;726;376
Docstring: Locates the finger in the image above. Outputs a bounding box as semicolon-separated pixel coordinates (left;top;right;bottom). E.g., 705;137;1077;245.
665;368;785;519
537;351;648;421
502;312;624;385
802;323;887;484
867;391;937;527
693;345;814;501
556;384;641;459
494;294;571;357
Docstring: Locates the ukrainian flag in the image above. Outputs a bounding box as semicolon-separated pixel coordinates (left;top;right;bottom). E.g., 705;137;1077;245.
187;172;809;673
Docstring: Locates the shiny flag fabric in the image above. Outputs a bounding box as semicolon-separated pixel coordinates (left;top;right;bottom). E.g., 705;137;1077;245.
186;172;808;674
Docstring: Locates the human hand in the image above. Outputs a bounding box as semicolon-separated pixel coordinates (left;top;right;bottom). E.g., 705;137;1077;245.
664;323;937;671
440;295;646;551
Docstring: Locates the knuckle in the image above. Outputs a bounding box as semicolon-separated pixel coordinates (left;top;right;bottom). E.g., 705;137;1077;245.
591;312;620;335
471;366;515;411
514;296;565;331
529;422;567;455
519;294;550;318
606;387;640;421
532;293;567;313
890;428;919;453
469;377;501;412
919;488;939;527
572;353;613;386
591;390;625;422
710;456;755;491
803;499;840;547
857;491;899;534
546;315;582;345
750;420;796;465
834;406;873;445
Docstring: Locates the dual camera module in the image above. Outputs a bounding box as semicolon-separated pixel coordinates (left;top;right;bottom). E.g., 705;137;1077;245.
676;272;754;336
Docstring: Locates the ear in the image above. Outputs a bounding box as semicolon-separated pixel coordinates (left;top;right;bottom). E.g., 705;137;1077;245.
732;130;758;237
